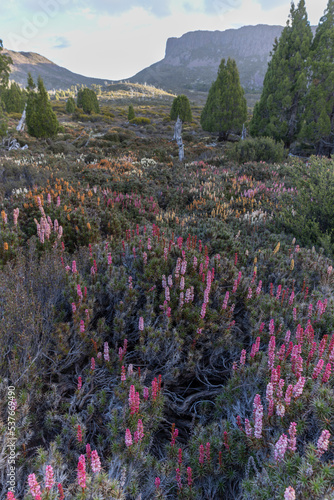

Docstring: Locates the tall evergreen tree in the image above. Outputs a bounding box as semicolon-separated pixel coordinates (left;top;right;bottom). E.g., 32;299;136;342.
250;1;312;147
0;100;7;137
0;39;12;90
66;96;76;114
200;58;247;140
26;75;59;138
0;40;12;137
300;0;334;155
2;82;26;113
170;95;192;122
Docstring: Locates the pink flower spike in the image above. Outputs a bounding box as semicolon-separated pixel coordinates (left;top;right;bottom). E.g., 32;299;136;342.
317;429;330;456
91;449;102;473
155;477;161;489
57;484;64;500
77;424;83;443
288;422;297;453
274;433;288;462
284;486;296;500
28;473;42;499
45;465;54;490
125;428;133;447
77;455;86;489
322;363;331;384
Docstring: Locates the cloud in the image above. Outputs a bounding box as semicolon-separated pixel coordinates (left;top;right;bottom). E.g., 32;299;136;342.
256;0;289;11
78;0;171;17
52;36;70;48
203;0;242;15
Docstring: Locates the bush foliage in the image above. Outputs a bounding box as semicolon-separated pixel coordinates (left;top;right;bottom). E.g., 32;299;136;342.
227;136;287;163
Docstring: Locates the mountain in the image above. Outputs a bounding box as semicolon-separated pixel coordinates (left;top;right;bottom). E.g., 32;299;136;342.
129;24;316;93
3;49;114;90
4;24;317;95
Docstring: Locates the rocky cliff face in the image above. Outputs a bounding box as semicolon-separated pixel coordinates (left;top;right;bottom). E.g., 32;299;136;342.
130;24;315;93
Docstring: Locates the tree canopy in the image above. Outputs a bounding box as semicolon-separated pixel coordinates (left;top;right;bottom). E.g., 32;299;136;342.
77;88;100;114
299;0;334;155
66;97;76;114
0;39;12;90
200;58;247;140
2;82;26;113
26;74;59;138
170;94;192;122
250;0;312;147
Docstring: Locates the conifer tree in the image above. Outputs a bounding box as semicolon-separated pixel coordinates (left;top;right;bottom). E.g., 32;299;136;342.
66;97;76;114
77;88;99;114
300;0;334;155
26;75;59;138
0;100;7;137
0;39;12;137
170;95;192;122
0;39;12;90
128;104;135;121
200;58;247;140
250;1;312;147
2;82;26;113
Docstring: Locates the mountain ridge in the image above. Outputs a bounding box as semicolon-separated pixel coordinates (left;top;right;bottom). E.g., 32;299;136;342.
3;48;115;90
3;24;317;94
129;24;316;93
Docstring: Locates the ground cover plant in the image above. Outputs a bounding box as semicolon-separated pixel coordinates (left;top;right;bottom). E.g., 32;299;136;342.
1;89;334;500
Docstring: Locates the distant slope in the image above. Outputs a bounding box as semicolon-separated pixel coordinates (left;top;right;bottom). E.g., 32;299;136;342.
129;24;316;93
4;24;317;95
3;49;114;90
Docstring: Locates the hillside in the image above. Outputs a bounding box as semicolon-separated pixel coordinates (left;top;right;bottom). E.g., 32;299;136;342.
130;24;316;93
4;24;316;96
3;48;114;90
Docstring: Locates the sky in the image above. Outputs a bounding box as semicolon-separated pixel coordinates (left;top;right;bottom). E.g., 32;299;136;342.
1;0;329;81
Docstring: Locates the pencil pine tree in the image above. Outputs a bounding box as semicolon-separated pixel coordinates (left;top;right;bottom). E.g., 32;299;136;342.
170;95;192;122
300;0;334;155
26;75;59;138
200;58;247;140
128;104;135;121
250;0;312;147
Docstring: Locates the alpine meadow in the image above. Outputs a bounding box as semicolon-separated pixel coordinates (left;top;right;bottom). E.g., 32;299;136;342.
1;1;334;499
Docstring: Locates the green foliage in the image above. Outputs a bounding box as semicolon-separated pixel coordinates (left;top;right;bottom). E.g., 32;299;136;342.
0;39;12;90
26;75;59;138
250;1;312;146
200;58;247;140
65;96;76;114
170;94;192;122
1;82;26;113
128;104;135;121
227;136;287;163
0;100;7;137
299;0;334;155
278;156;334;256
77;87;100;114
129;116;151;125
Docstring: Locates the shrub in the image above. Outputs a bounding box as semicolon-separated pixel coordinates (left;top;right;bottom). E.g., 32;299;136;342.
129;117;151;125
227;136;287;163
128;104;135;121
66;97;76;114
77;88;100;114
278;155;334;256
